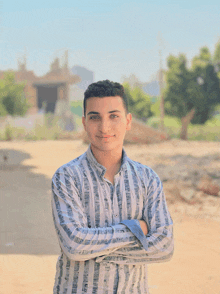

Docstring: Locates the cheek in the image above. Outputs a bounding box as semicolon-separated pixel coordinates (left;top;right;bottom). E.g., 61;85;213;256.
115;122;127;133
86;124;97;136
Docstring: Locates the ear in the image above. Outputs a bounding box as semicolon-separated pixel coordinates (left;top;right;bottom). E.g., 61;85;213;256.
82;116;86;131
126;113;132;130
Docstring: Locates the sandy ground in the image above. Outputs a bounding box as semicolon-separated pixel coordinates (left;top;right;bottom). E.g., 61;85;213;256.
0;140;220;294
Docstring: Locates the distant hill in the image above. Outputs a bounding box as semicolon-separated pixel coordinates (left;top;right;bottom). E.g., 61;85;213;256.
122;73;160;97
70;65;94;101
71;65;94;91
142;80;160;97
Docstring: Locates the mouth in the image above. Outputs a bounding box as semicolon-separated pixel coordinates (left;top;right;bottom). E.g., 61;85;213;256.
97;135;114;139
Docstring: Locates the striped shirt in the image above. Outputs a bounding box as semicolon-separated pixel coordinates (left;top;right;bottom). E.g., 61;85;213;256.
51;145;174;294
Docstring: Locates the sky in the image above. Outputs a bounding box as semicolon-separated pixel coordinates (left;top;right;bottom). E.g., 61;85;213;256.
1;0;220;83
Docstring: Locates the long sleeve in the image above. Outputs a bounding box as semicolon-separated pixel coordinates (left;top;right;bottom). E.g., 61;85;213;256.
96;170;174;265
51;167;139;262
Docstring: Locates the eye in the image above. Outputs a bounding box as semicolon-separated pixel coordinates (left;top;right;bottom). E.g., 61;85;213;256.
110;114;118;119
89;115;100;120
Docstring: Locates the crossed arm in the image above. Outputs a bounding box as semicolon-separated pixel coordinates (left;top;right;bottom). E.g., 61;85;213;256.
51;167;173;264
139;220;148;235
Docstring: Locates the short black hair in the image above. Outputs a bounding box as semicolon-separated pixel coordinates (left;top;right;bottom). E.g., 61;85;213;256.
83;80;128;116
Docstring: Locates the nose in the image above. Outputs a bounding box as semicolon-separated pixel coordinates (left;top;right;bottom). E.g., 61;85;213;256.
99;118;110;133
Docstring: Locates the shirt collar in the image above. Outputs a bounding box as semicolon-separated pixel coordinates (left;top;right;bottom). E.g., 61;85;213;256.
86;144;128;177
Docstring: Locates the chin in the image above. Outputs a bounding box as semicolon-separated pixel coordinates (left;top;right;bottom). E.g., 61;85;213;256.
91;141;121;152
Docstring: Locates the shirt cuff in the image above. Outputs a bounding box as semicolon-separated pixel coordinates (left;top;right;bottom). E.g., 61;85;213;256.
120;219;148;250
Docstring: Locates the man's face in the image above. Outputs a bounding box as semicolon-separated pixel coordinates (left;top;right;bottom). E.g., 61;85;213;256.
82;96;132;153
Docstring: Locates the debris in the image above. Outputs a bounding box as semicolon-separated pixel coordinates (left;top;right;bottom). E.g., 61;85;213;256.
180;188;195;202
124;118;168;144
5;242;14;247
197;176;220;196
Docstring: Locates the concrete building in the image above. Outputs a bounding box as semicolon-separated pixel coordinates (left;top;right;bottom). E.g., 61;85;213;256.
0;57;81;114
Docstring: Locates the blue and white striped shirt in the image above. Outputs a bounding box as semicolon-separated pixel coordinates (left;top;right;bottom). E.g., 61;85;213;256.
51;145;174;294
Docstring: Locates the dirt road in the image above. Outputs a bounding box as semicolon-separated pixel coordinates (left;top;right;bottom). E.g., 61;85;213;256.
0;140;219;294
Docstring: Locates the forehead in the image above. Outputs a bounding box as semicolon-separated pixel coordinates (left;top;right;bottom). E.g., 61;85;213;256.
85;96;126;113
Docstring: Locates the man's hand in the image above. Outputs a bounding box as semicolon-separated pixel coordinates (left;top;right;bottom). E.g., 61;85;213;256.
139;220;148;235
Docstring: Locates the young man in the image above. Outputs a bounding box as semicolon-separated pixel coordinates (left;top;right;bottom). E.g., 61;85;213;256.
51;80;174;294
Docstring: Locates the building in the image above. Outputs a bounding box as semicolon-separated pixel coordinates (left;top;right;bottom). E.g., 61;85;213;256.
0;57;81;114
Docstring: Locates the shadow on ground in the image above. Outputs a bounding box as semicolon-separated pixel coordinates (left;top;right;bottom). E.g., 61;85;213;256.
0;149;60;255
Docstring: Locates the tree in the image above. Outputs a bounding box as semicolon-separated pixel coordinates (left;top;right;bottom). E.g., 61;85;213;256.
123;82;153;122
0;72;29;117
213;41;220;81
151;97;160;117
164;54;195;139
164;49;220;140
191;56;220;124
214;41;220;64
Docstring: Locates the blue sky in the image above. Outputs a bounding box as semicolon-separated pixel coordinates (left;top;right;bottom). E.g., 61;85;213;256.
1;0;220;83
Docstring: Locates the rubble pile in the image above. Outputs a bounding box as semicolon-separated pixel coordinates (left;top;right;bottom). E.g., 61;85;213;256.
124;119;168;144
151;153;220;220
152;154;220;185
197;176;220;196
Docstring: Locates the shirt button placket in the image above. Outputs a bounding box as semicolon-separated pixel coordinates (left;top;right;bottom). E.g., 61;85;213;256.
112;181;120;223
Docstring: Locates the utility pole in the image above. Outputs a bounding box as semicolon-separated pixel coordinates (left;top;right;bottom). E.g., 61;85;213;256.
64;49;69;70
158;32;165;132
23;47;27;71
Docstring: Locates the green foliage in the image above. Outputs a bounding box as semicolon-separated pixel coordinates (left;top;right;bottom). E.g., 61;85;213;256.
123;83;153;121
0;72;30;117
0;112;83;141
70;101;83;117
188;125;220;141
151;99;160;117
191;47;220;124
164;48;220;125
214;41;220;64
192;46;212;64
0;124;59;141
213;41;220;82
150;96;159;103
0;102;8;116
147;115;181;131
147;115;220;141
205;115;220;127
26;124;61;140
0;124;26;141
164;54;192;118
214;103;220;113
4;124;13;141
146;116;160;128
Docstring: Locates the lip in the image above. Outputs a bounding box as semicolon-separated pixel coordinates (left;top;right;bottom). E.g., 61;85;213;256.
97;135;114;138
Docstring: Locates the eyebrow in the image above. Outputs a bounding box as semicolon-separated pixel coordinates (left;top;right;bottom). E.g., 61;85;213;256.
87;110;121;115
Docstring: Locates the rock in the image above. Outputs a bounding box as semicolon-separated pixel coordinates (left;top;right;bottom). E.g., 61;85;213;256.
197;176;220;196
180;188;195;202
163;181;197;204
163;182;181;200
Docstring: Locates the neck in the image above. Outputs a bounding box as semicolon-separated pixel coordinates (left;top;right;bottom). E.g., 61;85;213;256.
90;145;123;170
